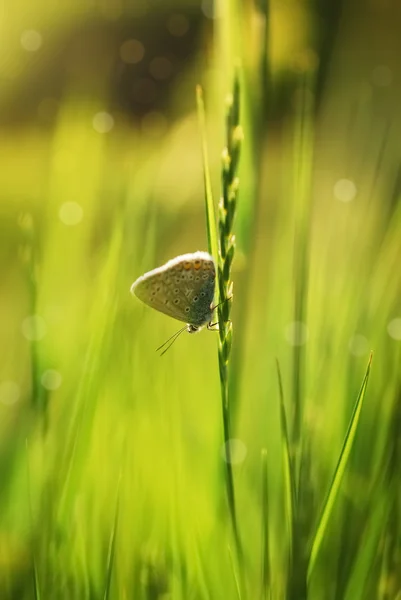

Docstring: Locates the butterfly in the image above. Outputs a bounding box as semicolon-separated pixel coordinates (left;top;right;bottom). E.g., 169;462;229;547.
131;251;217;354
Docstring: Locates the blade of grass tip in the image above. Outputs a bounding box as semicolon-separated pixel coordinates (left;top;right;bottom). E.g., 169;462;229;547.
103;469;122;600
25;439;41;600
196;85;219;274
260;449;271;600
307;352;373;582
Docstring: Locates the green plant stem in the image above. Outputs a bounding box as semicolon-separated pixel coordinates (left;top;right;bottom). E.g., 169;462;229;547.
217;72;244;582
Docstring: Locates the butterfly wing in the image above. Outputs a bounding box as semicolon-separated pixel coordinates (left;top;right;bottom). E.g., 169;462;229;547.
132;271;190;324
131;252;216;326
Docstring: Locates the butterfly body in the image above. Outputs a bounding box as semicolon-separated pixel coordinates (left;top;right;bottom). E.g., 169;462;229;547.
131;251;216;331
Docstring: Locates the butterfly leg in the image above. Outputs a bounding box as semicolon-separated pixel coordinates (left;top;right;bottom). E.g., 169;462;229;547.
207;319;232;331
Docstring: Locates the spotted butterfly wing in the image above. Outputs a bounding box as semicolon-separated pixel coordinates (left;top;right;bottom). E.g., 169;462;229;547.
131;251;216;327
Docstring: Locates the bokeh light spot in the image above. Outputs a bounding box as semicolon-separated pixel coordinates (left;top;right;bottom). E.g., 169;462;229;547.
59;202;83;225
41;370;62;391
201;0;223;19
21;315;47;341
120;39;145;64
285;321;309;346
387;318;401;341
21;29;42;52
348;334;369;356
0;381;20;405
149;57;173;81
221;439;247;465
93;111;114;133
333;179;357;202
167;14;189;36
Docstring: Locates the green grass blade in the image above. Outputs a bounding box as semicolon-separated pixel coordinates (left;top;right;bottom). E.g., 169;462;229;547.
217;73;245;593
307;353;373;581
228;545;243;600
103;469;122;600
26;439;41;600
290;71;315;482
276;359;296;564
196;85;218;269
260;448;271;600
57;221;123;514
343;485;391;600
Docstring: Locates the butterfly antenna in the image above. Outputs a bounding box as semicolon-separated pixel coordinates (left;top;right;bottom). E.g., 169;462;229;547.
156;325;187;356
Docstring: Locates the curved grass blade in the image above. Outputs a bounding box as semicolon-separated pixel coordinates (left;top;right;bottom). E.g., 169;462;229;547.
307;353;373;581
196;85;219;275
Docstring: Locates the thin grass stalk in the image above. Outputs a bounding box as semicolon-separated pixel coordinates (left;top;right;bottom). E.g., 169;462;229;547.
307;353;373;581
343;477;391;600
287;69;315;600
260;449;271;600
228;546;243;600
377;375;401;598
26;439;41;600
197;78;244;595
217;72;244;570
278;357;308;599
196;85;219;266
275;360;295;574
103;470;122;600
290;71;315;484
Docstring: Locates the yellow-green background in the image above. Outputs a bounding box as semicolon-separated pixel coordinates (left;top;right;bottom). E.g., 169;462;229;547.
0;0;400;598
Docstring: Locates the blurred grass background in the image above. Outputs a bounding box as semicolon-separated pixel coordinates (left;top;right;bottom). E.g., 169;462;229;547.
1;0;401;598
